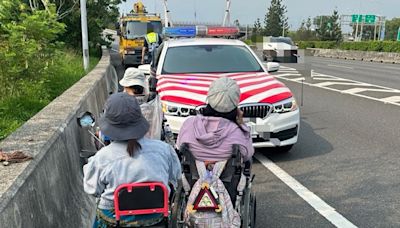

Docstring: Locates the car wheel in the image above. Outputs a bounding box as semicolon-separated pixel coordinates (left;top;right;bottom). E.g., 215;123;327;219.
170;182;186;228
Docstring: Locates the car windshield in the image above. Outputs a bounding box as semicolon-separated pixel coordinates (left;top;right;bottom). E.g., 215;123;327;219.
162;45;263;74
125;21;162;39
269;37;294;45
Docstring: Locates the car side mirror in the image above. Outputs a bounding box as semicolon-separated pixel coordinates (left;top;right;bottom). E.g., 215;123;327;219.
266;62;280;73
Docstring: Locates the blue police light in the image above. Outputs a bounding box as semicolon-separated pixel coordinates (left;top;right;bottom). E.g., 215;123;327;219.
163;26;197;37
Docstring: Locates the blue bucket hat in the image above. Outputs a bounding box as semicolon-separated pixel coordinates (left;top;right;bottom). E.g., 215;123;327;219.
99;92;149;141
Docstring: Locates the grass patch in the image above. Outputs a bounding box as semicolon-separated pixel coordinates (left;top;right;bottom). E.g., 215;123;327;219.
0;49;100;140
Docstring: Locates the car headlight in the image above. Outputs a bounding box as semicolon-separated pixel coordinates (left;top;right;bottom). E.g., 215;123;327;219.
162;102;196;117
272;97;298;113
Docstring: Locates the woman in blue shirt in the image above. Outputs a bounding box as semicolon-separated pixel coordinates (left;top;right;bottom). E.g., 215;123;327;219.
83;93;181;227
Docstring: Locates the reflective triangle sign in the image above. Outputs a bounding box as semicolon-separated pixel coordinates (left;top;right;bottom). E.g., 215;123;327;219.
190;182;222;212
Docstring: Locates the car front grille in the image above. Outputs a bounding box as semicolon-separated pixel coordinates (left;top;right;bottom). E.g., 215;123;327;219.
240;104;272;119
193;104;272;119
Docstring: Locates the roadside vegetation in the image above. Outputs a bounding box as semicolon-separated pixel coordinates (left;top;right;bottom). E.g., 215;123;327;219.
246;0;400;53
0;0;122;140
296;41;400;53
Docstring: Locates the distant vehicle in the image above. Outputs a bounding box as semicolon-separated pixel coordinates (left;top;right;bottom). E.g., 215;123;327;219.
116;1;162;66
262;36;298;63
146;26;300;152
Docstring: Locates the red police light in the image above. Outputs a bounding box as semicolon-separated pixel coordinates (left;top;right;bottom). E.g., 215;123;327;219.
206;27;239;36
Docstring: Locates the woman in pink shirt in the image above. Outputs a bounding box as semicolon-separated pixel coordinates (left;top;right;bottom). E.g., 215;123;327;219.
177;77;254;162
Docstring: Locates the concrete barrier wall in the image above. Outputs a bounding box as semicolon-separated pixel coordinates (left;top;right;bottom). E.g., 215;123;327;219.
0;48;118;227
307;48;400;64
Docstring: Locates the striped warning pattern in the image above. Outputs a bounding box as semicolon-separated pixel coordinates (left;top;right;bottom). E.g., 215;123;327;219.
271;65;400;107
157;72;293;106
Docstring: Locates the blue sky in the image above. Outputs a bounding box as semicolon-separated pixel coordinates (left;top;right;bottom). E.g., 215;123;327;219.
119;0;400;29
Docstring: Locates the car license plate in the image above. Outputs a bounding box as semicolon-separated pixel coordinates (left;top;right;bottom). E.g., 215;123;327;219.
244;120;256;136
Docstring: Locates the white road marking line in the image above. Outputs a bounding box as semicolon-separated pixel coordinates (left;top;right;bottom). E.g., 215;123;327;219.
278;75;400;107
291;77;306;81
313;81;369;87
278;70;299;73
273;73;302;77
310;72;400;91
254;153;358;228
312;77;352;81
111;48;119;53
381;96;400;103
341;88;400;94
327;64;354;70
280;67;298;71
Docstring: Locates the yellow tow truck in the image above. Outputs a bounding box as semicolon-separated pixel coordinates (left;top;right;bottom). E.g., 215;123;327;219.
116;1;162;66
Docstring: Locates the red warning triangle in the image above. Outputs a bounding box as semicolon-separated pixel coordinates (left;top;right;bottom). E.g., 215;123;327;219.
192;183;221;212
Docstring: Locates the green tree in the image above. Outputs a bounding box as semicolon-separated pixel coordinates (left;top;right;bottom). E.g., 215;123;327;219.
315;10;342;42
315;16;330;40
0;0;65;96
306;17;312;31
330;10;342;42
60;0;124;49
385;18;400;40
234;19;240;27
264;0;289;36
290;17;316;41
253;18;262;35
22;0;125;48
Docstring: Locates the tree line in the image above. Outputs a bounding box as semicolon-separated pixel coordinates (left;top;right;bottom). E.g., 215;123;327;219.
0;0;125;140
251;0;399;42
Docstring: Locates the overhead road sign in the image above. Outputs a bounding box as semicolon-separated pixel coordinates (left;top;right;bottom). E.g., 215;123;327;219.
352;14;363;23
365;15;376;24
352;14;376;24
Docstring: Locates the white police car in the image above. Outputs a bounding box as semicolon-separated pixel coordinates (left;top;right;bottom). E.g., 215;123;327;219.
148;26;299;152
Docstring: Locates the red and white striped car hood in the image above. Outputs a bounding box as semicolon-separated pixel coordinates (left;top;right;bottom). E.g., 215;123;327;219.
157;72;293;106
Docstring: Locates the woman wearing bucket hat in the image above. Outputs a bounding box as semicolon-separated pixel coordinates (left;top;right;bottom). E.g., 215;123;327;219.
119;67;149;105
177;77;254;162
119;67;163;140
83;92;181;227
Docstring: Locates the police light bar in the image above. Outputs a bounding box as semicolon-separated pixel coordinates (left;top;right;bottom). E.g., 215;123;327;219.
163;26;239;37
163;26;196;37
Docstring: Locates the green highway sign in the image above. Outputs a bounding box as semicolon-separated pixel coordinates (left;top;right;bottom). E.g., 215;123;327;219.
365;15;376;24
352;14;376;24
397;27;400;41
352;14;363;23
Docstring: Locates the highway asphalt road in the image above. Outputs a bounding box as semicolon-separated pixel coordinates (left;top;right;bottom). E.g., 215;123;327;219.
301;56;400;90
258;58;400;227
110;47;400;227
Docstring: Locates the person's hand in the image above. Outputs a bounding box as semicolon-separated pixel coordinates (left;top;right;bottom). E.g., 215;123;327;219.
141;59;144;64
236;108;244;125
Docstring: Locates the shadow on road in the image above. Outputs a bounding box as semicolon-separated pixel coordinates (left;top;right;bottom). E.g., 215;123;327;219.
258;120;333;162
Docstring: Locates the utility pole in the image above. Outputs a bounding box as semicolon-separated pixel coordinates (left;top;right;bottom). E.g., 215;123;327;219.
360;21;364;41
80;0;89;71
163;0;172;27
245;24;248;40
355;18;359;41
223;0;231;26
